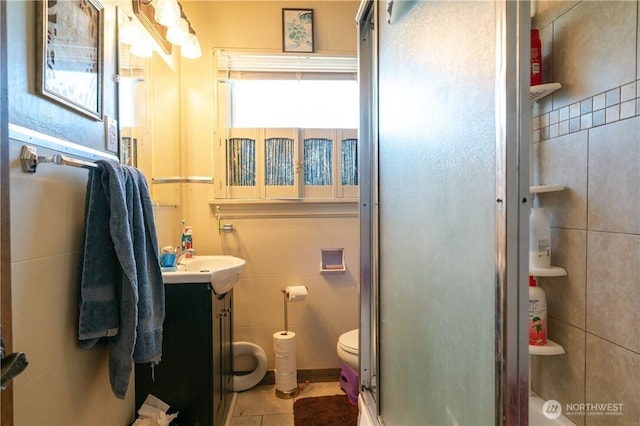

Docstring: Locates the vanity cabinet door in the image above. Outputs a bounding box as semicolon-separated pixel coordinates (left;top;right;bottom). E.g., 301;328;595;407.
213;290;233;426
135;283;214;425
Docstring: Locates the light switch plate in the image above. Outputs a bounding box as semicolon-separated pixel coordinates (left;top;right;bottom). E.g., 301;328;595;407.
104;115;118;153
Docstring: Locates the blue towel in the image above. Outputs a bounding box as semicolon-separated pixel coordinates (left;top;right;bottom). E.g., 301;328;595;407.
78;160;164;399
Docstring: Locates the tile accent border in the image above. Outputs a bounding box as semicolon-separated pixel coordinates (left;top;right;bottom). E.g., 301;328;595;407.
532;79;640;142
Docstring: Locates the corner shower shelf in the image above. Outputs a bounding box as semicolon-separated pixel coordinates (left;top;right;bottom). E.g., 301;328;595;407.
529;338;565;356
530;83;562;102
529;183;567;278
530;184;565;194
530;266;567;277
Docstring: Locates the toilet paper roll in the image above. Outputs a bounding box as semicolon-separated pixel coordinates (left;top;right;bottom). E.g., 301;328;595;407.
273;331;297;392
285;285;308;302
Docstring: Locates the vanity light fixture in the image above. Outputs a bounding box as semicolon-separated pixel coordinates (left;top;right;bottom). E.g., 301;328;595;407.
132;0;200;59
119;11;154;58
181;27;201;59
153;0;180;27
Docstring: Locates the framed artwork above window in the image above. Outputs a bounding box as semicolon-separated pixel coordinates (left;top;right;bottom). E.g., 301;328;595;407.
282;8;314;53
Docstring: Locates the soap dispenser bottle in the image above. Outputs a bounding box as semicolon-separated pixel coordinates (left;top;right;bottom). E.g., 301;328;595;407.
184;226;193;258
529;207;551;269
528;276;547;346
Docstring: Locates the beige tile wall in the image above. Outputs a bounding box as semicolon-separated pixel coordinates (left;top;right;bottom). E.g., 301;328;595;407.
531;2;640;425
8;141;135;425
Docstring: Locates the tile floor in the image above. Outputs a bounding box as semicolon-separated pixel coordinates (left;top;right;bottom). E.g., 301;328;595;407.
229;381;348;426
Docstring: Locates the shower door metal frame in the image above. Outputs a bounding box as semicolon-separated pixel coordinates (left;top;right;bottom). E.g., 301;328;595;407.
356;0;379;422
357;0;531;424
495;0;531;424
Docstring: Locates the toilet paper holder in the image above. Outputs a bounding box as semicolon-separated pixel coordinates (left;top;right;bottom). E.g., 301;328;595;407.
280;286;308;335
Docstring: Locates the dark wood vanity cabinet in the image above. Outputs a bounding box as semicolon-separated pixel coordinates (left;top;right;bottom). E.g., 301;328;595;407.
135;284;233;426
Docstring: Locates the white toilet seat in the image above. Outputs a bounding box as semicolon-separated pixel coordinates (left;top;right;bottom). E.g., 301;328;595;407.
337;329;359;370
232;341;267;392
338;329;359;354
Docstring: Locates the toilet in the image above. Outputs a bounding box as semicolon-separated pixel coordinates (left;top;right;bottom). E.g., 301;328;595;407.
336;329;359;405
232;341;267;392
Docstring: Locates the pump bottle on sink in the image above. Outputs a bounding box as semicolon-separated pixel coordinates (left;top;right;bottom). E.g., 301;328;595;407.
181;220;193;259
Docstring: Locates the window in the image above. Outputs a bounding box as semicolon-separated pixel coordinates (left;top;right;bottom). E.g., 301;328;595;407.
221;128;357;199
230;80;358;128
214;52;358;201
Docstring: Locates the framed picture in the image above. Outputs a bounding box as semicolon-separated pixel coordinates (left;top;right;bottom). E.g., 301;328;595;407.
36;0;104;120
282;9;314;53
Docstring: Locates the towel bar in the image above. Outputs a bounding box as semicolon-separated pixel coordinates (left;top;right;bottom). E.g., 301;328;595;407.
152;176;214;184
20;145;99;173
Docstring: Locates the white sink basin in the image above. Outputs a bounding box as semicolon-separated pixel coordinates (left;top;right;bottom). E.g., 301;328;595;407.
161;255;246;295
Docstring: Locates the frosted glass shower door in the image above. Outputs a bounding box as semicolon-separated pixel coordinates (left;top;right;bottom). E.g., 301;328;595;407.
366;0;530;425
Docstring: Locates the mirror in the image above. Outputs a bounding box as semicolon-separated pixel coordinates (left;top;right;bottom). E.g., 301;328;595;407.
131;0;172;55
117;7;149;171
116;6;181;206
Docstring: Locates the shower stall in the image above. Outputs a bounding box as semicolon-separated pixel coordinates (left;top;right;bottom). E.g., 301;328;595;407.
357;1;531;424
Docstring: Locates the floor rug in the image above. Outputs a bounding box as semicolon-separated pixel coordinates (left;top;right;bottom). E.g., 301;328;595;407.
293;394;358;426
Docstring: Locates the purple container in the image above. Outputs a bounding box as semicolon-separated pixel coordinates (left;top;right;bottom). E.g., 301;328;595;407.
339;363;359;405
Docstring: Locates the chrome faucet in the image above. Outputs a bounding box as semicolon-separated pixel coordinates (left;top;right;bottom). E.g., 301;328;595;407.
175;249;196;264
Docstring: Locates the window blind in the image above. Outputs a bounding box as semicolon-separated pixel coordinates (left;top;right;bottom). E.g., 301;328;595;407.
215;50;357;80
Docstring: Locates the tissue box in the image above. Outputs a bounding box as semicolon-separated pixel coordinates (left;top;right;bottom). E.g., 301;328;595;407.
134;394;178;426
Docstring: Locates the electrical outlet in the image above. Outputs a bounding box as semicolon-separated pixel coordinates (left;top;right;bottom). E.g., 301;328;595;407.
104;115;118;153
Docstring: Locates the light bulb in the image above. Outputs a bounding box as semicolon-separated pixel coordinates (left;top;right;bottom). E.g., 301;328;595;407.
181;32;201;59
119;19;140;46
167;17;189;46
154;0;180;27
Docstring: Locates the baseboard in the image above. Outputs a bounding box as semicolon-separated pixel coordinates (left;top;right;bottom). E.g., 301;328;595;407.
256;368;342;386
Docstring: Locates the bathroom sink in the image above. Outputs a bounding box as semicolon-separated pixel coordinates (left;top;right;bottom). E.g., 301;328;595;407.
161;255;246;295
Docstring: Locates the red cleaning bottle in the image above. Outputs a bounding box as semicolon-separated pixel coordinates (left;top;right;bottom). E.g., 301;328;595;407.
531;29;543;86
528;276;547;346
